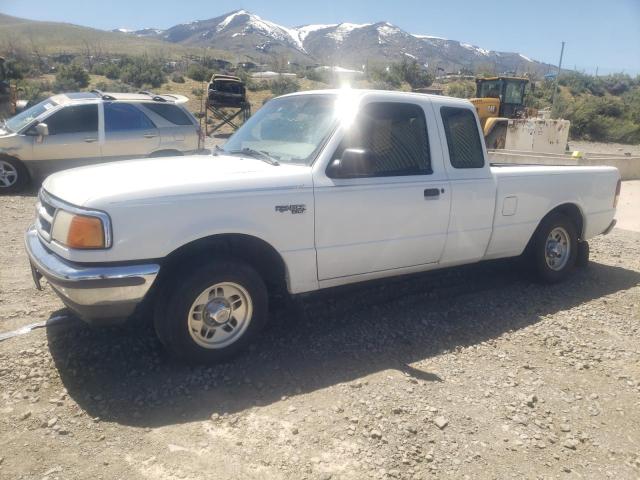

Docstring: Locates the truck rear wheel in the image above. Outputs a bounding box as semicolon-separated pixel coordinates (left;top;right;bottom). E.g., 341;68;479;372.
154;259;268;363
530;212;578;283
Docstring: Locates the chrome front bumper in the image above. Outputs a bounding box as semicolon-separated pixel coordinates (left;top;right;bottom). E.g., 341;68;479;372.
24;226;160;324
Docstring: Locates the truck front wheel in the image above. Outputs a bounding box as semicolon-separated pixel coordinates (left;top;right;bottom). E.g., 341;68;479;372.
154;259;268;363
530;212;578;283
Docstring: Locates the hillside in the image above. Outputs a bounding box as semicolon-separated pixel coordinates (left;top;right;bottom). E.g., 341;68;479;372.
0;13;230;59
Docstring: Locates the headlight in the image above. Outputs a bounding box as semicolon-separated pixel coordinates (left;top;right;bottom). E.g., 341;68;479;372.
51;210;107;249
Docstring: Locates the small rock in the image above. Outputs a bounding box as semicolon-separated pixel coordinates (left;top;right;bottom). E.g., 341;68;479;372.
210;413;220;421
370;430;382;439
47;417;58;428
563;438;579;450
560;424;571;432
433;416;449;429
291;427;299;435
19;411;32;421
526;395;538;408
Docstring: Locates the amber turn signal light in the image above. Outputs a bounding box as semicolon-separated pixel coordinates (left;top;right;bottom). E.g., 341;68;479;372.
66;214;105;249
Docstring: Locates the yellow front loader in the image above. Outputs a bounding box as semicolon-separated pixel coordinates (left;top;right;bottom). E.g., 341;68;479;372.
470;76;569;154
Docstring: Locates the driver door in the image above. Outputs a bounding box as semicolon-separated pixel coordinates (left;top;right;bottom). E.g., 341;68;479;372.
314;101;451;281
30;104;101;177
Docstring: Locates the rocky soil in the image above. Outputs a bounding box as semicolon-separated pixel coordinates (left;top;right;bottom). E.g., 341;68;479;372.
1;191;639;480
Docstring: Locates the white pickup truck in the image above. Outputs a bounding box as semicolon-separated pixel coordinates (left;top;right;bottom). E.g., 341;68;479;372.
25;89;620;362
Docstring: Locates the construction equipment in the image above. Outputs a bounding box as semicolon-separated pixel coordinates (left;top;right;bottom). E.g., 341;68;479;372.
470;76;570;154
204;74;251;135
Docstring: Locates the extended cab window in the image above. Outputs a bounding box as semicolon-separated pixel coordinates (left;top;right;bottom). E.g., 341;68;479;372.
105;103;155;132
142;103;193;125
46;104;98;135
440;107;484;169
333;102;431;177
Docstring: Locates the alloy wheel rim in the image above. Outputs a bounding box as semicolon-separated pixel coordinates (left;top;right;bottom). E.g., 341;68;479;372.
187;282;253;349
0;160;18;188
545;226;571;271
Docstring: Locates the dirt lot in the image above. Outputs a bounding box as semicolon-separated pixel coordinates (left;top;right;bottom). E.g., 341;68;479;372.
1;183;639;479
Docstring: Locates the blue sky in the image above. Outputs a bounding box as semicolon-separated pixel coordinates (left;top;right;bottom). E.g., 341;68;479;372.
2;0;639;74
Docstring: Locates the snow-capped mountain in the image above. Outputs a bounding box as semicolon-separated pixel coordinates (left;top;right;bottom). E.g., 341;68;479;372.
115;10;549;74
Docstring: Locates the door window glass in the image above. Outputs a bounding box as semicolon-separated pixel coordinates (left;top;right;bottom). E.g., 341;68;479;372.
105;103;155;132
46;104;98;135
440;107;485;168
332;102;431;177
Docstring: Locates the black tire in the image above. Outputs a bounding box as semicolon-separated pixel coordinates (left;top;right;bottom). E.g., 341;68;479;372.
530;212;578;283
576;240;590;268
154;259;268;363
0;156;29;194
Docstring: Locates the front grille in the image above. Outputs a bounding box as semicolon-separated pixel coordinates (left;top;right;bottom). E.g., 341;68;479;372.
35;191;55;242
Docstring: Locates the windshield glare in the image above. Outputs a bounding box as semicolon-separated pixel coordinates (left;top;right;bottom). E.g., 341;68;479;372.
6;98;57;133
223;95;338;165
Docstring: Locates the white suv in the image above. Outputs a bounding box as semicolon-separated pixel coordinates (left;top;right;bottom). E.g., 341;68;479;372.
0;90;202;193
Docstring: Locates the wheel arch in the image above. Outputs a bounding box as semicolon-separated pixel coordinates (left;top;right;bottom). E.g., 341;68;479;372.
525;202;585;253
155;233;289;297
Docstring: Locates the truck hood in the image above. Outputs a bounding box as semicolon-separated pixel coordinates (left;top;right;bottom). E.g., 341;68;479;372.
43;154;313;208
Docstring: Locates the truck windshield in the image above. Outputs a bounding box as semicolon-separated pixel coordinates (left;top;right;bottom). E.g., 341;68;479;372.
222;95;337;165
5;98;58;133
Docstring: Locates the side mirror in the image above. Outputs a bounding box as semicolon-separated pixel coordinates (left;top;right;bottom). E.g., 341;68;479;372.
35;123;49;137
327;148;370;179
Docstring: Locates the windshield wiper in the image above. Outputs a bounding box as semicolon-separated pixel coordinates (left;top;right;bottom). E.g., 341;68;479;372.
227;147;280;166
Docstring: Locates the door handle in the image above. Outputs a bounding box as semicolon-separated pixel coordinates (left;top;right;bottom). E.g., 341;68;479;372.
143;134;157;139
424;188;441;198
84;138;97;143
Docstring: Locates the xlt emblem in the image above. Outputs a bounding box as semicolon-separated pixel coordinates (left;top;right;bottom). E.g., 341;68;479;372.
275;204;306;214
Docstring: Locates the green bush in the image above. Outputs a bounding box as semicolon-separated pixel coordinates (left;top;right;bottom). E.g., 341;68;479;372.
53;64;90;92
119;57;166;88
304;69;331;84
270;76;300;96
171;73;185;83
246;79;270;91
186;64;210;82
446;81;475;98
393;59;434;89
94;80;136;93
91;62;120;79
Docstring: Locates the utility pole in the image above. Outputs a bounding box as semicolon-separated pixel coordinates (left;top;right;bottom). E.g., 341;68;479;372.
551;41;565;117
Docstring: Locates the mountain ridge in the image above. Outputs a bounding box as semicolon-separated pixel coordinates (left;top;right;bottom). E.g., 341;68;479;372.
114;9;552;74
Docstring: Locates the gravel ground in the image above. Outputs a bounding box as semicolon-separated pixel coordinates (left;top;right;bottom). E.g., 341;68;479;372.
1;187;640;479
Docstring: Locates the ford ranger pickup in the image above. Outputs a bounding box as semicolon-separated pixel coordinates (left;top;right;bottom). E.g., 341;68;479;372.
24;89;620;362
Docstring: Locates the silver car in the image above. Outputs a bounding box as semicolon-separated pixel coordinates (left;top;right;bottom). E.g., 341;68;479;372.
0;90;202;193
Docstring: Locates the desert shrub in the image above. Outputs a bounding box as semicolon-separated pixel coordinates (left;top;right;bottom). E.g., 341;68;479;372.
446;80;476;98
270;76;300;96
191;87;204;97
304;68;331;84
186;64;210;82
91;62;120;80
94;80;136;93
369;65;403;89
53;64;90;92
392;59;434;89
371;80;399;91
246;79;270;91
171;73;185;83
18;79;53;105
119;57;165;88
